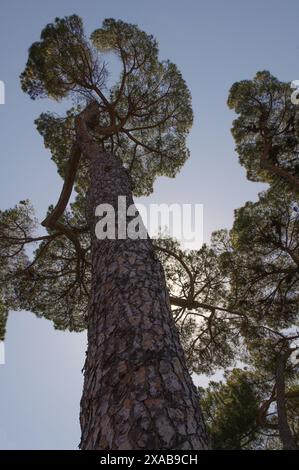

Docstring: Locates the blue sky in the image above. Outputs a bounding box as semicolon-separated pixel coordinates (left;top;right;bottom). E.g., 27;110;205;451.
0;0;298;449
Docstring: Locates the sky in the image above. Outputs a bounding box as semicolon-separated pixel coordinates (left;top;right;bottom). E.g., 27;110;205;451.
0;0;298;449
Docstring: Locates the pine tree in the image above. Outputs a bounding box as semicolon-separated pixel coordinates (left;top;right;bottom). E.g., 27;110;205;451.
1;16;209;450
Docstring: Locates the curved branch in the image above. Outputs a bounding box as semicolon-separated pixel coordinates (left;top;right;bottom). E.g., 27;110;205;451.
40;103;102;281
41;142;81;228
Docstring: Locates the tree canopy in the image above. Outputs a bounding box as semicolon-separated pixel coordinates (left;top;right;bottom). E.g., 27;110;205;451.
0;15;194;333
21;15;193;197
228;71;299;193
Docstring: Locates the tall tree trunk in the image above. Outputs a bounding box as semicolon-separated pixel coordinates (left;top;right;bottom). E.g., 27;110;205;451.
77;107;209;450
276;351;297;450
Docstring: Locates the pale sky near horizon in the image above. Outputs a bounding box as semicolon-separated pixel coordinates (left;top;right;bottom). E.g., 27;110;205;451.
0;0;298;449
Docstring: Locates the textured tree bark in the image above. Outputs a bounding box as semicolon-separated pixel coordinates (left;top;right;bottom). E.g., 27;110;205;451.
276;352;297;450
77;107;210;450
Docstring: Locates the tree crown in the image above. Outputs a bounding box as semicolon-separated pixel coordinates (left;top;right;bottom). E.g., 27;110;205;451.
21;15;193;196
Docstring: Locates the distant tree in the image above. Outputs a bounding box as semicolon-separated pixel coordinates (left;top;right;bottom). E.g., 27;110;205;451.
199;369;260;449
209;151;299;451
154;72;299;449
155;71;299;450
200;366;299;450
197;71;299;449
226;186;299;330
1;16;209;450
248;335;299;450
0;201;34;340
228;71;299;193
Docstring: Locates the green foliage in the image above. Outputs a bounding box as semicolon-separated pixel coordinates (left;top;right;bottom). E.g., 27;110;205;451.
91;18;158;58
207;71;299;450
0;15;194;334
20;16;101;100
17;221;90;332
4;15;194;332
21;15;193;197
0;201;35;339
35;110;77;180
228;71;299;190
228;186;299;330
200;366;299;450
199;369;260;449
